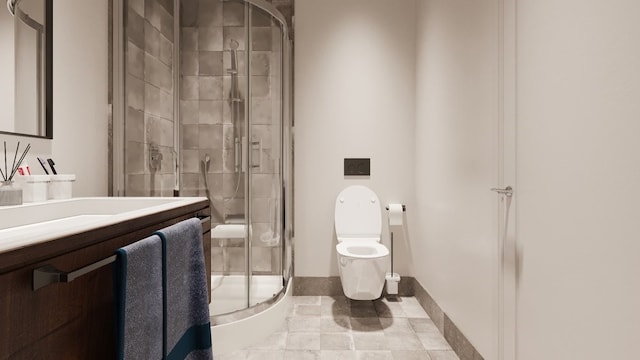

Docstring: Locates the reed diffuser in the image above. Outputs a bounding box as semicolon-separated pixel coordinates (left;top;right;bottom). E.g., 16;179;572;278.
0;141;31;206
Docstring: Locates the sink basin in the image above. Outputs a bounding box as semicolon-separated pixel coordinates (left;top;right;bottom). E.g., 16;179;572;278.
0;197;207;254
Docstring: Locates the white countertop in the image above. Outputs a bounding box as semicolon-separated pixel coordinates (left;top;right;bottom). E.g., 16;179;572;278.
0;197;208;254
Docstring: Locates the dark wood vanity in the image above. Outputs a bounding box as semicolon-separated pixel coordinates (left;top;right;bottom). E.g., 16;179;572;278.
0;199;211;360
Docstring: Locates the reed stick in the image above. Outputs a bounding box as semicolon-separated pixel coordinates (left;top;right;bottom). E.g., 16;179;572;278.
8;144;31;181
10;141;20;180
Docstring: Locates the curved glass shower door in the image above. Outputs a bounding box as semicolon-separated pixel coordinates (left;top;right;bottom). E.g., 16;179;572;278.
178;0;290;317
116;0;291;319
246;3;285;310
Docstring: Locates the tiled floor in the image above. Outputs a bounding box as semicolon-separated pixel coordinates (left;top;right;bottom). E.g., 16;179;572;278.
216;295;460;360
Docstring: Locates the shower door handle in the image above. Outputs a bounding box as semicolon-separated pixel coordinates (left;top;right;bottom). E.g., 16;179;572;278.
251;139;262;171
491;186;513;197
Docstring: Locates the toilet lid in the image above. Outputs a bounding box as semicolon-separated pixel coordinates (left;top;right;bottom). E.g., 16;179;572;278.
334;185;381;241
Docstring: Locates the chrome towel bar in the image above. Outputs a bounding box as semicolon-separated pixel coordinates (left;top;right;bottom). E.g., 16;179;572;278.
32;215;210;291
33;255;117;291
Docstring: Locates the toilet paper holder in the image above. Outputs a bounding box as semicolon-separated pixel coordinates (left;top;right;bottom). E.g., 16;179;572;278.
385;204;406;212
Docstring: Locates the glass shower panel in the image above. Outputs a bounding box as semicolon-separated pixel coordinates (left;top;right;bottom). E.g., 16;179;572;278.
179;0;251;316
247;5;284;306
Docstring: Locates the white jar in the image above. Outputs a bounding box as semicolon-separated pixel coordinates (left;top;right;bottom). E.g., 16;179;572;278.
48;174;76;200
15;175;50;202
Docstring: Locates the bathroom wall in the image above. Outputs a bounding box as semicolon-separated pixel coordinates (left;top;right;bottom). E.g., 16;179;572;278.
123;0;176;196
0;0;108;197
412;0;500;358
515;1;640;358
294;0;417;277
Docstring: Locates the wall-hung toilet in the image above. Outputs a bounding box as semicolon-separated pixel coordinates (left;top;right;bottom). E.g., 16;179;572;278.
335;185;389;300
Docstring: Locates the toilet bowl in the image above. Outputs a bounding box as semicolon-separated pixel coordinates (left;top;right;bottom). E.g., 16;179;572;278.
335;185;389;300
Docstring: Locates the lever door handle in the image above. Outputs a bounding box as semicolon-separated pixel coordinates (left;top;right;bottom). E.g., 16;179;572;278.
491;186;513;197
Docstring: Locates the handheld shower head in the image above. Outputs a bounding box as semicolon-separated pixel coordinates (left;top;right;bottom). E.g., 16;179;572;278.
6;0;19;16
228;39;240;74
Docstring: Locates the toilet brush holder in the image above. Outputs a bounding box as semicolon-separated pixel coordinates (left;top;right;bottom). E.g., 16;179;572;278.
385;272;400;295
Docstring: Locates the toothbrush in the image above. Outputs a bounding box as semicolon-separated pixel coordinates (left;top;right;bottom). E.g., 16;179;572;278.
47;159;58;175
37;157;49;174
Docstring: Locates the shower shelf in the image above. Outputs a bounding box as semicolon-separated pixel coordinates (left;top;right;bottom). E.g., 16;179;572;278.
211;224;246;239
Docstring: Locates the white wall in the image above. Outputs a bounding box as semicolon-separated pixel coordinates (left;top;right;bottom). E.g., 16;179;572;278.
413;0;500;358
294;0;417;277
0;0;108;197
516;1;640;359
0;8;15;131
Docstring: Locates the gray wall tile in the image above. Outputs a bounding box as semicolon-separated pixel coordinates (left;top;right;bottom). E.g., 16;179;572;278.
181;76;200;100
181;51;199;75
199;51;224;76
180;0;198;27
126;107;145;142
199;76;224;99
126;74;145;111
182;27;199;50
199;0;223;27
145;53;173;92
127;42;145;79
127;9;145;49
223;2;244;26
199;100;224;124
199;27;224;51
144;84;173;119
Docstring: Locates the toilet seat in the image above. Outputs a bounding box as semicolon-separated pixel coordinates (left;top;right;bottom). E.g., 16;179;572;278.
336;241;389;259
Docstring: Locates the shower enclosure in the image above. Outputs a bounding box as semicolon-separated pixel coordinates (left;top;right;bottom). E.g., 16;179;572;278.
112;0;292;320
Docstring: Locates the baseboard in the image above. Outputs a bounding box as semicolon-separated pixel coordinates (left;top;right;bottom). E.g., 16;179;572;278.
292;276;414;297
412;278;484;360
292;276;484;360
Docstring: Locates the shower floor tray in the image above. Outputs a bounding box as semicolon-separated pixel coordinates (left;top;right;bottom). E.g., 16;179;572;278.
209;274;283;316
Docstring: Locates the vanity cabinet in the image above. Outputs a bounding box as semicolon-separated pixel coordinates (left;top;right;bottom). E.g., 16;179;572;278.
0;199;211;360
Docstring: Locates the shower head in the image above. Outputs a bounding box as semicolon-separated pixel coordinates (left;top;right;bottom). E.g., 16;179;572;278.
229;39;239;50
228;39;240;75
6;0;20;16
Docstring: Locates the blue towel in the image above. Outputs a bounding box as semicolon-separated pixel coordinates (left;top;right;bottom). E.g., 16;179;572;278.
155;218;213;360
114;235;164;360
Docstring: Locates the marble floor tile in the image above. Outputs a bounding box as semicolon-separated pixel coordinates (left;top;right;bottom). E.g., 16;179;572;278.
218;296;458;360
427;350;460;360
320;333;353;350
284;349;320;360
356;350;394;360
391;350;432;360
320;316;351;332
286;333;321;350
246;350;284;360
350;317;383;332
319;350;357;360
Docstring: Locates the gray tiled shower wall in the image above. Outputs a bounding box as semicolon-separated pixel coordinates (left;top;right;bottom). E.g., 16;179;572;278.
125;0;177;196
122;0;292;275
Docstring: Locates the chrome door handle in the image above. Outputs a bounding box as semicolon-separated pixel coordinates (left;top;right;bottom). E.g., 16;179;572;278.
491;186;513;197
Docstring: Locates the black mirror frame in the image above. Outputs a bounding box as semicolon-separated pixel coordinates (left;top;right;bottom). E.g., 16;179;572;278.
0;0;52;139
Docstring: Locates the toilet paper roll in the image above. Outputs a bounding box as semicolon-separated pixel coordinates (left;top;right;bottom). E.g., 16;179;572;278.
388;203;404;226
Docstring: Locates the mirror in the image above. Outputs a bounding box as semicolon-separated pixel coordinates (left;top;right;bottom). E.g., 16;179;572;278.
0;0;51;139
